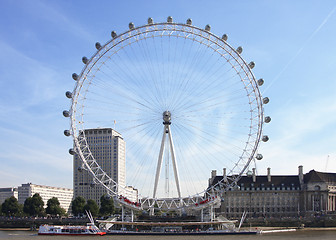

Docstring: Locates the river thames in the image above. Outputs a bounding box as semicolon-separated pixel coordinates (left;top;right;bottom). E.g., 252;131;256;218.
1;230;336;240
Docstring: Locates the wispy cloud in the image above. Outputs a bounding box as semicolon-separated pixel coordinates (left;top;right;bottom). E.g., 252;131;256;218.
264;6;336;93
9;0;96;44
0;125;72;188
0;40;73;187
0;126;71;168
0;41;62;108
257;95;336;175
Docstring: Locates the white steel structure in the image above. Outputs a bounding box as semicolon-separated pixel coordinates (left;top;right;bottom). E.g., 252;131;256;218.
63;17;270;211
153;111;181;199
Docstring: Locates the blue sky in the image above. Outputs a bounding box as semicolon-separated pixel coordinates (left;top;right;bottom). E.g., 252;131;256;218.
0;0;336;190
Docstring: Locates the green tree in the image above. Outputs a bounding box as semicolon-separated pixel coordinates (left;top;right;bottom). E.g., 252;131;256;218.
23;193;45;216
1;196;21;216
18;204;23;216
71;196;86;216
84;199;99;217
99;195;114;216
46;197;66;216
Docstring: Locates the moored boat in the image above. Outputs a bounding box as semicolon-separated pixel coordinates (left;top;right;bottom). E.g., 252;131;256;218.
38;211;105;236
38;223;106;236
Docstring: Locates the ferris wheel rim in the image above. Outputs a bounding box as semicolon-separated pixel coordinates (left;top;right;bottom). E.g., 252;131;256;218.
67;19;265;210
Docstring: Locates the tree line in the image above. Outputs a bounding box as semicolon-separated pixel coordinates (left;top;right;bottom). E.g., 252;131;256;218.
0;194;115;217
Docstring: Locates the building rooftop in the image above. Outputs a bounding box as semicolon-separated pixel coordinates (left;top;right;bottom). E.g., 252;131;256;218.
211;175;301;189
210;168;336;191
304;170;336;183
0;187;17;192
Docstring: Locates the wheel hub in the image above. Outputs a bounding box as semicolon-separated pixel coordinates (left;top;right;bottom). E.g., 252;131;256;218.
163;111;171;125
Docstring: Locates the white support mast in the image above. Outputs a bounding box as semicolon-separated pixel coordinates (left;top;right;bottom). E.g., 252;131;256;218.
168;124;181;198
153;111;181;199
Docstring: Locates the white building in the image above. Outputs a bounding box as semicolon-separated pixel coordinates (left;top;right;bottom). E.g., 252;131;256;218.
0;187;18;204
74;128;137;206
124;186;138;203
18;183;73;213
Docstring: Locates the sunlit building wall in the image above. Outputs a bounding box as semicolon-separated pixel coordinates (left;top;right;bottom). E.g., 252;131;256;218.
0;187;18;204
17;183;73;213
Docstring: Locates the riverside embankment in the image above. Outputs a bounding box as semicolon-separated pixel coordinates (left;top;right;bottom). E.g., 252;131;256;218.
0;217;88;229
1;215;336;229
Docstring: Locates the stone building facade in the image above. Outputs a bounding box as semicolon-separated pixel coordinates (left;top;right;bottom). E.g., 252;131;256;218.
209;166;336;219
303;169;336;213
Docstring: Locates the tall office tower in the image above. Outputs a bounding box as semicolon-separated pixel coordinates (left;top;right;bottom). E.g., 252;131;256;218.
73;128;126;206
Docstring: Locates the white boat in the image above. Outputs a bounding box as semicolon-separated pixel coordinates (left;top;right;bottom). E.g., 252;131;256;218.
38;211;106;236
38;223;106;236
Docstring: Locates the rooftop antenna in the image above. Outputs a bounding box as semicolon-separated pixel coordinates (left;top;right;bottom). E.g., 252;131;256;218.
325;155;330;172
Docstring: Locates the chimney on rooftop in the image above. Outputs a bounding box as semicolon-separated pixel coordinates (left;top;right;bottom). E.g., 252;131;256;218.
252;168;256;182
209;170;217;186
211;170;217;179
298;165;304;185
223;168;227;183
267;167;271;182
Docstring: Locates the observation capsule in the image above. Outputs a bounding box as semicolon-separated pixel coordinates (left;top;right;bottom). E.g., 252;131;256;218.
257;78;264;86
95;42;102;50
256;154;263;160
147;17;153;25
248;61;255;69
222;34;228;41
263;97;270;104
82;56;88;64
69;148;76;155
262;135;269;142
111;31;117;38
167;16;173;23
64;130;71;137
63;110;70;117
205;24;211;31
129;22;135;29
186;18;192;25
65;91;72;99
264;116;271;123
236;46;243;54
72;73;78;81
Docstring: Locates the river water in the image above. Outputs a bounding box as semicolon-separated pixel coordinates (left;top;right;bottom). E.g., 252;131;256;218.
1;230;336;240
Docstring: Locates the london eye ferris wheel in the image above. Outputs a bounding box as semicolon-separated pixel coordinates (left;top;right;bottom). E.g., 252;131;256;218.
63;17;271;211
